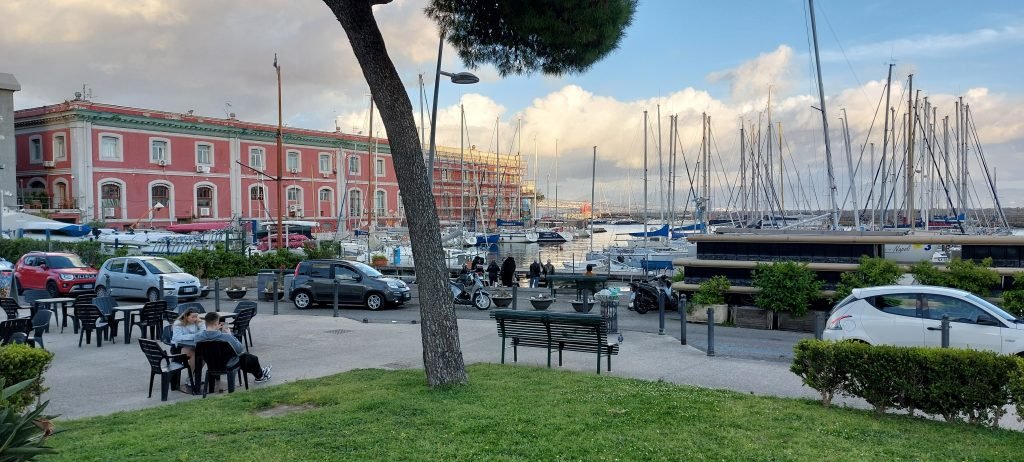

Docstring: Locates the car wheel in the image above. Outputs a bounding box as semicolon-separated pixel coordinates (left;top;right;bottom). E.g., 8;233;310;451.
473;292;491;310
46;280;60;297
147;288;160;302
95;286;108;298
365;293;384;311
293;291;312;310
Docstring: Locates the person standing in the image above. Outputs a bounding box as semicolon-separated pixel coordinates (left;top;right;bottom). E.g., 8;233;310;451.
500;256;517;287
528;259;541;288
544;259;555;276
486;258;500;287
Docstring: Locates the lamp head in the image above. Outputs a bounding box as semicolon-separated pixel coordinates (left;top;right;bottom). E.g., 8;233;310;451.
440;71;479;85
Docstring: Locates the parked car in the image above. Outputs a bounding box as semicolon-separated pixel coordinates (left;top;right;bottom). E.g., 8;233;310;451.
824;285;1024;355
290;259;411;310
14;251;99;296
95;256;202;301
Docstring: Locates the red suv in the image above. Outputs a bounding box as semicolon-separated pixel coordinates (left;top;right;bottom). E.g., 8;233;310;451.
14;252;99;296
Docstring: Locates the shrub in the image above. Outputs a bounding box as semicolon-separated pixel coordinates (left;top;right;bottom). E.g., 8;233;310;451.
1000;272;1024;317
303;241;341;260
249;248;303;274
752;261;822;317
670;269;684;283
834;256;902;301
909;260;948;286
790;340;1024;427
0;345;54;413
946;257;1000;297
692;275;729;307
0;378;57;460
169;246;252;279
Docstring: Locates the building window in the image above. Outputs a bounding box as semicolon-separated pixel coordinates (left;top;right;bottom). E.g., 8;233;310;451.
286;186;301;203
375;190;386;216
53;134;66;161
441;168;449;181
53;181;68;208
100;182;122;217
152;185;169;207
348;155;360;174
150;139;169;164
99;134;122;160
376;158;385;176
319;188;332;202
319;153;331;173
319;188;333;217
196;185;213;208
249;147;265;171
249;185;265;201
196;143;212;165
349;189;362;217
286;151;301;173
29;136;42;163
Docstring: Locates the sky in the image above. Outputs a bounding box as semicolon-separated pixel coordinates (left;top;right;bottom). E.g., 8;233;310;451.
3;0;1024;212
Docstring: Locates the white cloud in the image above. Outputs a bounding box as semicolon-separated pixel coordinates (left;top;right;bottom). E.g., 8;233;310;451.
820;24;1024;62
707;45;794;103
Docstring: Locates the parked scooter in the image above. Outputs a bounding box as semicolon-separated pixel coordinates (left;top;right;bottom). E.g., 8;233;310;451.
628;275;678;314
450;271;492;310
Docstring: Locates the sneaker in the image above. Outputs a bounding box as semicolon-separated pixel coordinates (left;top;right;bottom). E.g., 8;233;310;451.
255;365;272;383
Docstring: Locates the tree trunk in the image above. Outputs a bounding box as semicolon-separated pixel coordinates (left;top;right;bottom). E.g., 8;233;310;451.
324;0;467;386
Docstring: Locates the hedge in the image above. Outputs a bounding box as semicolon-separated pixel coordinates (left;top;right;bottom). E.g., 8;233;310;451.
791;339;1024;427
0;344;55;413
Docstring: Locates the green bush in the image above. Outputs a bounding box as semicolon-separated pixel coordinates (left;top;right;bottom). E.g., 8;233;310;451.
0;345;54;413
752;261;822;317
248;248;303;274
670;269;684;283
909;260;948;286
791;340;1024;426
169;246;252;279
834;256;903;301
946;257;1000;297
692;275;729;308
303;241;341;260
0;378;57;460
999;272;1024;317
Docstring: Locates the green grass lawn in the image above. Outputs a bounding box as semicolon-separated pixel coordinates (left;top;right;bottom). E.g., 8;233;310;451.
43;364;1024;461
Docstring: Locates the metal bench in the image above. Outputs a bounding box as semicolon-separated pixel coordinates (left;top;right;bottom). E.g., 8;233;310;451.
543;275;608;300
491;309;619;374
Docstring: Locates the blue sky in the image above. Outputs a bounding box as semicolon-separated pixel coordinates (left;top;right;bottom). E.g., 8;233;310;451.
3;0;1023;206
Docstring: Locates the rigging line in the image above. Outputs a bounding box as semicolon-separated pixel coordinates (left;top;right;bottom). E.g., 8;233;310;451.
801;0;818;101
817;1;870;105
914;113;966;234
837;87;886;215
673;118;699;217
805;165;823;214
708;120;739;214
967;110;1009;229
781;134;814;214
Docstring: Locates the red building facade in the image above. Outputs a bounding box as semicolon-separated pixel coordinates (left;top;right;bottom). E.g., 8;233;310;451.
13;100;524;232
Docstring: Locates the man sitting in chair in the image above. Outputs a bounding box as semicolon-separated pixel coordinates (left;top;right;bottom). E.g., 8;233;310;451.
193;312;272;383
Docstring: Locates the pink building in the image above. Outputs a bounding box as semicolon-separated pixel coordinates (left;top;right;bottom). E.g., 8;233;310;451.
13;99;525;232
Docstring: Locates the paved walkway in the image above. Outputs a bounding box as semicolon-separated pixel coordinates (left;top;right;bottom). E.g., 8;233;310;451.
34;306;1021;430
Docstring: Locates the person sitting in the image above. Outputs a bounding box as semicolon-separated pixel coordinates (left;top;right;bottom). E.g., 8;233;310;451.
193;312;272;383
584;264;595;277
171;308;206;371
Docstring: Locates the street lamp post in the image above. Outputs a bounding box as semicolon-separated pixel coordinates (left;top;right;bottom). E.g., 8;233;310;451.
427;34;479;189
0;190;11;239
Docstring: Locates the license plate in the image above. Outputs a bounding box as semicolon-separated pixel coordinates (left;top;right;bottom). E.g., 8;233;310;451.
80;283;93;289
182;287;197;294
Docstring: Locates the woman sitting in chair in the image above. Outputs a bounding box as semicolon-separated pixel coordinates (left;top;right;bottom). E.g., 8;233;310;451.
171;308;205;370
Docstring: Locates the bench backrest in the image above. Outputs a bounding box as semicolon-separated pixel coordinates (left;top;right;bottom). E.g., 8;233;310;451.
492;310;607;344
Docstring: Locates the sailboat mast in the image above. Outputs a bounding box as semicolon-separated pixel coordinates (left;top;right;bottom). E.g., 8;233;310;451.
590;146;596;253
533;136;538;225
554;139;559;222
808;0;840;229
740;123;746;224
906;79;916;230
460;104;465;226
880;64;893;228
657;104;665;223
778;121;785;224
643;110;648;233
841;109;859;228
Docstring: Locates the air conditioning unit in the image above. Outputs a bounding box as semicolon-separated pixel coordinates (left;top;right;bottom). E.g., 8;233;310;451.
43;160;56;168
289;168;299;174
321;172;331;178
102;207;116;218
157;159;167;166
196;165;210;173
287;204;299;212
199;207;211;217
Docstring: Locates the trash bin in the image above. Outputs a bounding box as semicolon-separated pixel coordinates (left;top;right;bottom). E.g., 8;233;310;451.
596;289;619;335
283;274;295;299
256;269;279;301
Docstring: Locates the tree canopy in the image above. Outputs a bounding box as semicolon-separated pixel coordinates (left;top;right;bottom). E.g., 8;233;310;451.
426;0;638;76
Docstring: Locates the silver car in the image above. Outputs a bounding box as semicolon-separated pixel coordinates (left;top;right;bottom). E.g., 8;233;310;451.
95;256;201;301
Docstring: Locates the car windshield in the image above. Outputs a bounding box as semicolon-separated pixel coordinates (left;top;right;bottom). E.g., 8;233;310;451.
349;261;383;277
47;255;89;269
143;259;184;275
965;293;1019;321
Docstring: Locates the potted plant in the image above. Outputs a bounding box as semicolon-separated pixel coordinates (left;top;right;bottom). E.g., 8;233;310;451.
225;277;247;300
570;297;594;313
491;287;513;308
753;261;822;332
263;273;286;301
371;254;388;267
689;275;729;324
529;293;554;311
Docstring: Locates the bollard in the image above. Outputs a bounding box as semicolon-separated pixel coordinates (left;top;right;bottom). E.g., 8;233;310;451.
814;312;826;340
272;279;279;315
158;276;165;301
678;297;687;345
105;274;112;298
512;285;518;310
706;307;716;357
332;279;340;317
214;278;221;312
657;289;666;335
941;314;950;348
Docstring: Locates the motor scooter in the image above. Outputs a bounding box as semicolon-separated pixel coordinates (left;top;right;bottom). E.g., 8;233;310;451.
450;271;492;310
628;274;678;314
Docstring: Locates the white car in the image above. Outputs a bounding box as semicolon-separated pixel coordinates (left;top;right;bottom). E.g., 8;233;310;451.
824;285;1024;355
95;256;202;301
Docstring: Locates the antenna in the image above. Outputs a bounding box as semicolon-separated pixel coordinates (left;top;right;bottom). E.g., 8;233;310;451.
223;101;233;118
